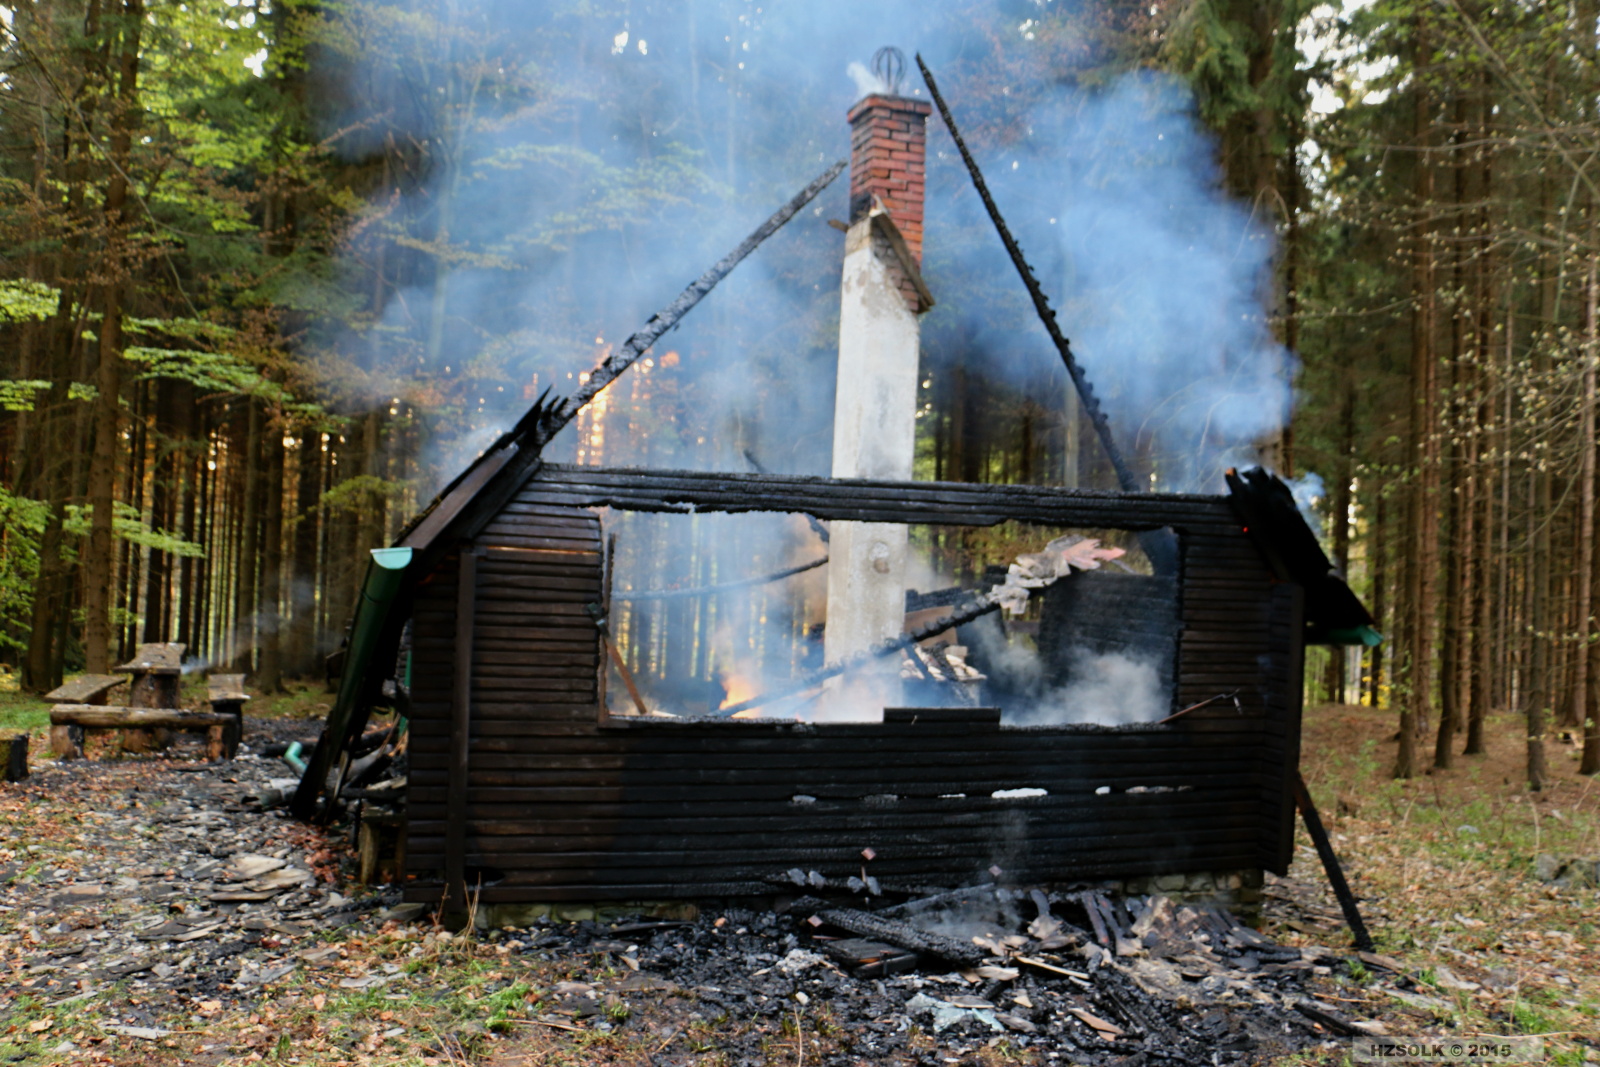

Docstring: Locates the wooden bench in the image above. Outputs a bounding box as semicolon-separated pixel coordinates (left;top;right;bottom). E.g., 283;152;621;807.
49;706;240;760
43;674;125;706
206;673;249;758
45;674;125;759
48;644;245;760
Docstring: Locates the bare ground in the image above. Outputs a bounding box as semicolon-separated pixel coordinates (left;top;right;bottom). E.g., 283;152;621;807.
0;691;1596;1066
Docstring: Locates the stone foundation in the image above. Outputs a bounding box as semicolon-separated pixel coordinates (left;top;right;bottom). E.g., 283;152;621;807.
478;900;700;931
1110;869;1265;923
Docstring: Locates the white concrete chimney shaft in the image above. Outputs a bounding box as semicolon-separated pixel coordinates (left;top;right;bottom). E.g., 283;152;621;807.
824;218;920;668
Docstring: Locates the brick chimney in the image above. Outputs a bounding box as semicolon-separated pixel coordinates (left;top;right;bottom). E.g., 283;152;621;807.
847;94;931;265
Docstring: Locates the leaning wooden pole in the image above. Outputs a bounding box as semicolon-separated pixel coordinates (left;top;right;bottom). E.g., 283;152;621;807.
916;55;1137;495
1292;772;1375;952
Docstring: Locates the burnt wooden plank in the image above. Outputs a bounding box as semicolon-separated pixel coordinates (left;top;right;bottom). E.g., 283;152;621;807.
405;799;1266;841
406;811;1267;856
519;464;1234;529
407;742;1269;772
407;770;1276;802
446;548;477;910
481;511;604;530
411;831;1267;882
405;822;1268;860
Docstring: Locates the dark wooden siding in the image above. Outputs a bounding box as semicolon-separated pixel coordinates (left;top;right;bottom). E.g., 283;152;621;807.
404;467;1304;904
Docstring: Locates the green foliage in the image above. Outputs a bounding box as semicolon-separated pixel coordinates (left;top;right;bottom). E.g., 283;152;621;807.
123;345;288;401
0;281;59;323
314;475;410;519
0;488;49;657
0;380;51;413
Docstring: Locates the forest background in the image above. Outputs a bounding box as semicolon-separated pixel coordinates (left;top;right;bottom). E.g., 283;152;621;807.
2;0;1597;785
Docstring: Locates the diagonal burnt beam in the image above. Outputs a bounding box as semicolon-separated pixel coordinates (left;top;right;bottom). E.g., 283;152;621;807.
915;55;1136;496
452;160;848;545
711;592;1002;717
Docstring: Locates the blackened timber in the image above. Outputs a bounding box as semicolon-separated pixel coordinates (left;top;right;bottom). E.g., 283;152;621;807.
400;167;851;575
817;909;989;965
519;465;1229;529
445;548;477;912
398;162;848;573
1292;772;1374;952
915;56;1133;496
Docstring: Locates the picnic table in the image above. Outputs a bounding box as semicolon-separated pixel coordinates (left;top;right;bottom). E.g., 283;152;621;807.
47;645;246;760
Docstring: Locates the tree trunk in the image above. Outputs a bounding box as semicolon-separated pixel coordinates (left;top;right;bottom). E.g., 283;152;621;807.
141;377;176;643
231;400;263;674
256;425;287;693
1324;382;1355;704
1582;266;1600;774
1367;488;1388;708
1397;21;1438;778
289;430;324;676
82;0;143;673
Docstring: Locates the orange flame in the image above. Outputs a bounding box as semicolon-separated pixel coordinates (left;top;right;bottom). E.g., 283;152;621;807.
719;672;759;715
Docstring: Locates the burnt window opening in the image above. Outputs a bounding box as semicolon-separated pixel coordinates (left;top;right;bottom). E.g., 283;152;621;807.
592;508;1182;727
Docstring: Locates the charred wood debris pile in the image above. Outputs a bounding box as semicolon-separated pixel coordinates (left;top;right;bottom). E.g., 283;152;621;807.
504;875;1383;1065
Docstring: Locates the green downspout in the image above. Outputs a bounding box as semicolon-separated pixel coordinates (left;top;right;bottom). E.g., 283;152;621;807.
289;547;413;818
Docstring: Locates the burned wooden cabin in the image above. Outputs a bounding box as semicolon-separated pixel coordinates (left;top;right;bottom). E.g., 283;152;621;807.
292;456;1371;911
292;70;1373;914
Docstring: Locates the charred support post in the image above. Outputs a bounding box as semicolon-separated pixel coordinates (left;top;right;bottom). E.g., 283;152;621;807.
1292;772;1374;952
446;547;478;914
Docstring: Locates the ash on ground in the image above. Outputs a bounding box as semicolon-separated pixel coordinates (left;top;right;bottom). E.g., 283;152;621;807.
490;884;1371;1065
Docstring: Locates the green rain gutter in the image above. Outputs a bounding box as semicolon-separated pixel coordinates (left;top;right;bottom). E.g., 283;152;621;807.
289;546;413;819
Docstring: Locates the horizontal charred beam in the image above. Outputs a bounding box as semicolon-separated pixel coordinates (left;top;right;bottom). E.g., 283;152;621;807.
521;465;1233;530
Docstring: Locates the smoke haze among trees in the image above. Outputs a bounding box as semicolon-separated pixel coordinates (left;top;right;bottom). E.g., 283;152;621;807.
2;0;1598;783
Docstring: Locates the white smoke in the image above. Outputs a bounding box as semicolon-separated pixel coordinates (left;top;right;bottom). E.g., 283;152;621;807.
1010;649;1168;727
847;60;890;100
1283;471;1328;540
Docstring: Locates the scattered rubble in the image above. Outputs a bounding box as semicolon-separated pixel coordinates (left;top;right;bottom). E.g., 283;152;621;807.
0;717;389;1026
486;886;1367;1065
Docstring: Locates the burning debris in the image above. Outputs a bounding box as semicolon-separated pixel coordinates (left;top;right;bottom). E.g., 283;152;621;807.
490;881;1374;1065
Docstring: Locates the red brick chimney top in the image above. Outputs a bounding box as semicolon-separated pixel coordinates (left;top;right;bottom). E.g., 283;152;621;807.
847;94;931;265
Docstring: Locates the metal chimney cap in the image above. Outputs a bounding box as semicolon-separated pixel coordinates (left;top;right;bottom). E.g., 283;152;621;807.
872;47;906;96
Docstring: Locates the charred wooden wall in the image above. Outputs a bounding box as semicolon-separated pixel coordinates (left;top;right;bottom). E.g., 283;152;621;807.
405;465;1303;904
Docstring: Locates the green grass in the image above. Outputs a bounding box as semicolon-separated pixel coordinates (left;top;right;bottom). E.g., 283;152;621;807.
0;669;50;735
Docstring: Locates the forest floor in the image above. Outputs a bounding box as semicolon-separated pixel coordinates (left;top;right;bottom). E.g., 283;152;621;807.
0;677;1596;1066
